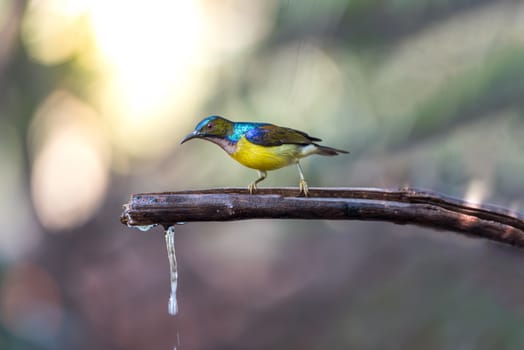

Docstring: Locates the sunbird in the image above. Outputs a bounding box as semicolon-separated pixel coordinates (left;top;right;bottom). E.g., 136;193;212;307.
180;116;348;196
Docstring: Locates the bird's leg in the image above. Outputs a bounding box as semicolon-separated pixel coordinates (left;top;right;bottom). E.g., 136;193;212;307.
248;170;267;194
296;162;309;196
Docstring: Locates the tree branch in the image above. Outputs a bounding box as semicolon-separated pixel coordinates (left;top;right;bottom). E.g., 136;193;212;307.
120;187;524;248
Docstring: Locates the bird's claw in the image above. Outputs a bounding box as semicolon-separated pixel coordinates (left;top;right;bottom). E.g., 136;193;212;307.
248;183;257;194
299;179;309;197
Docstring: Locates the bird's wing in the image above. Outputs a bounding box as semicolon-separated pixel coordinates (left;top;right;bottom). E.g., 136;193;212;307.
245;124;322;146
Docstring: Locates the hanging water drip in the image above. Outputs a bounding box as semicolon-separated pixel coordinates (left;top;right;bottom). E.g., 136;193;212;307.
134;224;157;232
164;225;179;316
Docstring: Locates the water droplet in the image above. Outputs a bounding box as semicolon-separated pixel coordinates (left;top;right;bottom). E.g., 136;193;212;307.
134;224;157;232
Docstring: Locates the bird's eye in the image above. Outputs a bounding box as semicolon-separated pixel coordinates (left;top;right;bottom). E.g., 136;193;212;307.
207;123;214;129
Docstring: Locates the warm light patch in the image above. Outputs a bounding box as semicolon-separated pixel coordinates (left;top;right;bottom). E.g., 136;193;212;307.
88;0;206;157
30;91;110;231
22;0;90;64
90;0;201;115
22;0;276;160
464;179;490;205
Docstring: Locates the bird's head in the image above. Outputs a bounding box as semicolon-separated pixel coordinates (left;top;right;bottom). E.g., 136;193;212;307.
180;115;234;144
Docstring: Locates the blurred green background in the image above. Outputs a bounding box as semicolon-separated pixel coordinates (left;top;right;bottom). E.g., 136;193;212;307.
1;0;524;349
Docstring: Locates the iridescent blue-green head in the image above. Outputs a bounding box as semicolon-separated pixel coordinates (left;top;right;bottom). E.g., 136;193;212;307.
180;115;234;144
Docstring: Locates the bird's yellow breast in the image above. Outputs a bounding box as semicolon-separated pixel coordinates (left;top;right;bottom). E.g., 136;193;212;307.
231;136;302;171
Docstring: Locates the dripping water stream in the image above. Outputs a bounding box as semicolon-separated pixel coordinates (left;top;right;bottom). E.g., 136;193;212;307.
133;224;181;348
164;225;178;316
164;225;181;350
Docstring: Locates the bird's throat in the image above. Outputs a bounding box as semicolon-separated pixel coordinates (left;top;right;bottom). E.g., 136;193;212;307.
204;136;237;155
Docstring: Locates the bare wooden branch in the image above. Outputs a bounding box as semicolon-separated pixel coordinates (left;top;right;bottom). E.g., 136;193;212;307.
120;187;524;248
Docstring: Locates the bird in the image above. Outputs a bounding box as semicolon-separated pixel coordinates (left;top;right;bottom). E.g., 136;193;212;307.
180;115;348;196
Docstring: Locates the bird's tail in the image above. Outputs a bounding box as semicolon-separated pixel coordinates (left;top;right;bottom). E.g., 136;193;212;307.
313;143;349;156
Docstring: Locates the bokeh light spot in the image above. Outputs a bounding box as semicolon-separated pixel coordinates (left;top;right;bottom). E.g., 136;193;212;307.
29;90;110;231
22;0;90;64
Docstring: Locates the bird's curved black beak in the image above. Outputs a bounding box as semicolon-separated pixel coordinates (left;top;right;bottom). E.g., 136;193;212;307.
180;131;200;144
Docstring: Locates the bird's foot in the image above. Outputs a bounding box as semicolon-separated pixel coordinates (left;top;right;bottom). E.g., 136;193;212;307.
299;179;309;197
248;182;257;194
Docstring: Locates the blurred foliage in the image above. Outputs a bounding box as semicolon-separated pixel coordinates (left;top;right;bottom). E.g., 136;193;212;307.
0;0;524;349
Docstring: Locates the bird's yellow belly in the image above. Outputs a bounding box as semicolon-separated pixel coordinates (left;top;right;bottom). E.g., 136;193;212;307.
231;136;301;171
